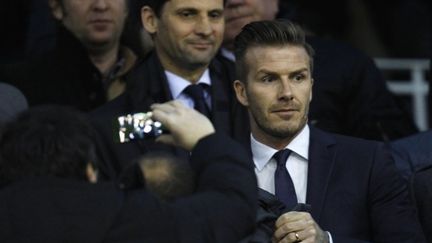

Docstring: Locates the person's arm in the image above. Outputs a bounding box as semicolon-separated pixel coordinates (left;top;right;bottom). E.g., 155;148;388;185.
110;101;257;242
365;143;426;242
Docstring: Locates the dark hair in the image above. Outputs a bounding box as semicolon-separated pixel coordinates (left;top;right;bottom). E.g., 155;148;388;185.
139;152;194;201
234;20;315;82
0;106;99;186
138;0;227;18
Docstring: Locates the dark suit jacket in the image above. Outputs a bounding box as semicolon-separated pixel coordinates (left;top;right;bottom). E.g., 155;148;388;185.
0;133;257;243
243;126;425;242
90;51;248;178
410;165;432;242
303;126;425;242
390;130;432;180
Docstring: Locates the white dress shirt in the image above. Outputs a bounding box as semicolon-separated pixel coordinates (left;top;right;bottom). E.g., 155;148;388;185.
251;125;309;203
251;124;333;242
165;69;212;109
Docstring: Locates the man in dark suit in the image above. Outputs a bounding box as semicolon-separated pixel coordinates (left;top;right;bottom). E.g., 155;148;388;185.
0;103;257;243
222;0;418;141
91;0;248;177
0;0;137;111
232;20;425;242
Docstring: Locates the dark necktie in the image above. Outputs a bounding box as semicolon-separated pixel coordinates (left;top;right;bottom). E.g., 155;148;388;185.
183;84;211;118
273;149;298;209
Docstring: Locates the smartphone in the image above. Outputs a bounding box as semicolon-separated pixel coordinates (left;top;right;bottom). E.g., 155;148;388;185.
114;112;165;143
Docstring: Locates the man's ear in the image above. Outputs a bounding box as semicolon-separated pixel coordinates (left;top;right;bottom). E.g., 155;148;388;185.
86;163;98;184
48;0;64;20
141;6;158;34
233;80;249;107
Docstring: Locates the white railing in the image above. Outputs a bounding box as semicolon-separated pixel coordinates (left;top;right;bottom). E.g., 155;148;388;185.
374;58;430;131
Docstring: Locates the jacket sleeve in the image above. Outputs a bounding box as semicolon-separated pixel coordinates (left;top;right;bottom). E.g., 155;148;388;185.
174;133;257;243
105;133;257;243
366;143;426;242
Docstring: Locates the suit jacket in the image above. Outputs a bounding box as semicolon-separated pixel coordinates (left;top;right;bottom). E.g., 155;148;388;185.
410;165;432;242
304;126;425;242
390;130;432;180
90;51;248;178
0;133;257;243
244;126;425;242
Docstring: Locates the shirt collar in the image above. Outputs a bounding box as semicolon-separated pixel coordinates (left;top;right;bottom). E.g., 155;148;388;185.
251;125;310;171
165;69;211;100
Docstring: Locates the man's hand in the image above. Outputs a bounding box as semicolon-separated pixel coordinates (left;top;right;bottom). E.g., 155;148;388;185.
273;211;329;243
151;101;215;151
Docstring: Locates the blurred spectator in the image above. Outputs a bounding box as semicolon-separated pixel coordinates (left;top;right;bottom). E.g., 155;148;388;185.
0;103;257;242
121;0;154;58
0;0;137;111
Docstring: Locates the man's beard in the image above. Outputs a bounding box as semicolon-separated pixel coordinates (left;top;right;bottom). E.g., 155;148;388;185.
251;107;308;140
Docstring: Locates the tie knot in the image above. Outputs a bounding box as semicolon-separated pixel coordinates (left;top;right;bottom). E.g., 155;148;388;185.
273;149;291;166
183;84;206;101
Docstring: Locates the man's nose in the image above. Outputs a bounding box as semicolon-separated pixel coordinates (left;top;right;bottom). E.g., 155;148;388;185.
278;80;294;100
92;0;109;11
195;16;213;36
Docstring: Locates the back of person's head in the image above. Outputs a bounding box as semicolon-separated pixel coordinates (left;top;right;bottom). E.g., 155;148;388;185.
0;106;98;187
138;152;195;201
234;20;314;82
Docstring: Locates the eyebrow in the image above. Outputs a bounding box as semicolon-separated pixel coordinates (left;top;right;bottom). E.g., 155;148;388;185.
175;7;224;13
257;67;309;76
289;68;309;77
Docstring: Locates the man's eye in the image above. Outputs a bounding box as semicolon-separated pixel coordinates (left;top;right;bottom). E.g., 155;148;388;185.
209;11;222;19
261;75;275;83
294;74;305;82
179;11;195;18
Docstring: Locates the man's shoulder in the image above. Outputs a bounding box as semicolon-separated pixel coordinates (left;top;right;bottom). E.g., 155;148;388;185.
310;125;383;151
90;94;131;122
209;53;236;77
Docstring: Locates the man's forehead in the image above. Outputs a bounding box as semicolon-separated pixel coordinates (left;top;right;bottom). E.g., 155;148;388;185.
245;45;309;63
164;0;224;11
242;45;310;76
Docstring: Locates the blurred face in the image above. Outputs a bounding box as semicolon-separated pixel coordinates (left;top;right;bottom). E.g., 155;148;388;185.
142;0;224;71
50;0;128;49
223;0;278;50
234;45;313;148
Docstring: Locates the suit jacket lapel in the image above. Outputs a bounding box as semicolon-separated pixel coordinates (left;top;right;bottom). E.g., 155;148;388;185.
126;51;172;111
306;126;337;223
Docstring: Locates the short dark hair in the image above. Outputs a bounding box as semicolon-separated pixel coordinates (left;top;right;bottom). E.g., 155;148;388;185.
140;0;168;17
139;152;194;201
0;106;99;186
234;20;315;82
139;0;227;18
